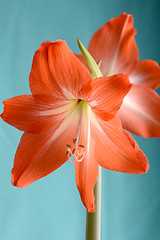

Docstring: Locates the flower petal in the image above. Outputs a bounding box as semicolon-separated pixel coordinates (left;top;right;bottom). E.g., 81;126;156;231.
118;85;160;138
80;74;132;121
11;103;82;187
75;139;99;213
74;102;99;213
29;41;62;98
75;53;90;71
47;40;92;97
91;115;149;174
130;60;160;89
88;13;138;76
1;95;76;133
29;40;92;100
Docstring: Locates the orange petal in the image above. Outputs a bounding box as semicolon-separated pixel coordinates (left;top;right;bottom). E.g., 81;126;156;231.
88;13;138;76
29;41;62;98
130;60;160;89
91;115;149;174
74;102;99;213
11;104;81;187
29;40;92;100
1;95;74;133
47;40;92;98
118;85;160;138
75;53;90;71
75;139;99;213
80;74;132;121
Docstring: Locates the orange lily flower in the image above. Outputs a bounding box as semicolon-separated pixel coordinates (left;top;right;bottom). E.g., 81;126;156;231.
76;12;160;138
1;40;149;212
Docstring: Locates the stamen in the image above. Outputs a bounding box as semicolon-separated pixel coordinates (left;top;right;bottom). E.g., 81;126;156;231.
66;144;71;148
65;141;85;164
75;156;83;162
78;144;84;148
66;100;91;165
76;150;83;156
72;148;76;154
72;138;77;144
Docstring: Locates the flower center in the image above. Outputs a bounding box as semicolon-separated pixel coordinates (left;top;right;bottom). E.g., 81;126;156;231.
65;100;91;164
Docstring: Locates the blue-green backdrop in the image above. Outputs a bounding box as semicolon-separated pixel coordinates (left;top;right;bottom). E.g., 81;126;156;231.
0;0;159;239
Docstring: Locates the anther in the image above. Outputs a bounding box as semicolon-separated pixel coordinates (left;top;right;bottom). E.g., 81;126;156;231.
72;148;75;154
78;144;84;148
72;138;77;144
66;144;71;148
66;140;86;164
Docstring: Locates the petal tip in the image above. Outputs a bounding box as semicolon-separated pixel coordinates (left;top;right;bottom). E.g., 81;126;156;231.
55;39;66;45
11;169;18;187
86;203;96;213
134;149;150;174
0;112;6;122
11;169;24;188
11;174;27;188
11;173;18;187
119;12;134;22
143;159;150;174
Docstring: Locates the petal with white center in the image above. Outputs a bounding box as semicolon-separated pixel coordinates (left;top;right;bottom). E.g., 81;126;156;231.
88;13;138;76
118;85;160;138
80;74;132;122
11;102;83;187
75;102;99;213
1;94;78;133
130;60;160;89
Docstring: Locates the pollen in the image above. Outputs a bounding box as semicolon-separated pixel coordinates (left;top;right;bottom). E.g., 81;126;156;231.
66;138;86;163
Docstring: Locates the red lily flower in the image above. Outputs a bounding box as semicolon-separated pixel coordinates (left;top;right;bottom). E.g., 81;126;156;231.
76;13;160;138
1;40;149;212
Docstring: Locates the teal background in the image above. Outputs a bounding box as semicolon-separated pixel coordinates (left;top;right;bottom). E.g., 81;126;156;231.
0;0;160;239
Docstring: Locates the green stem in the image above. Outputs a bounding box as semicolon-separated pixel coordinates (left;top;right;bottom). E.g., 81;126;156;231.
86;167;102;240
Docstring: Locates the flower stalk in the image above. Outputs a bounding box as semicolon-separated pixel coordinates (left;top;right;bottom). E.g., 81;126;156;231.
86;167;101;240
